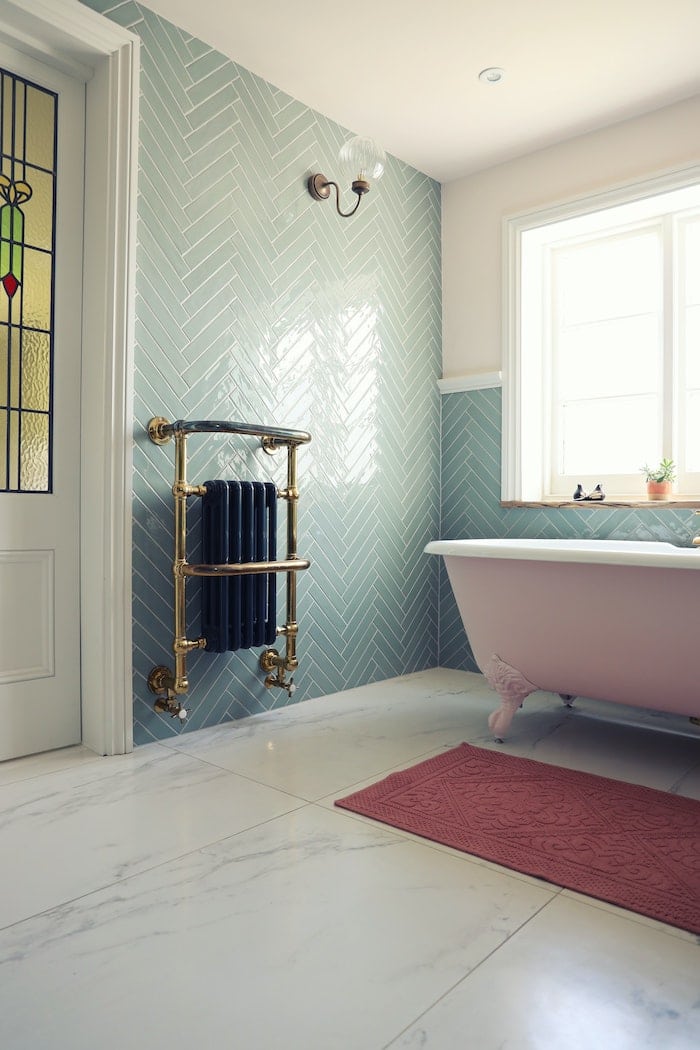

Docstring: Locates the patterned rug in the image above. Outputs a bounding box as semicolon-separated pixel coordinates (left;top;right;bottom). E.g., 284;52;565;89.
336;743;700;934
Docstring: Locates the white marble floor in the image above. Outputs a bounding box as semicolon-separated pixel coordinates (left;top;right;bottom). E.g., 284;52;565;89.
2;668;699;1049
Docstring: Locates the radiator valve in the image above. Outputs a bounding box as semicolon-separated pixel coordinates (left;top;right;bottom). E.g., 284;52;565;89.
148;665;189;721
260;648;296;696
153;695;188;721
263;673;295;697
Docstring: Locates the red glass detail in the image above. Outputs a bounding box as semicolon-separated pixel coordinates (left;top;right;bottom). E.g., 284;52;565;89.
1;273;19;298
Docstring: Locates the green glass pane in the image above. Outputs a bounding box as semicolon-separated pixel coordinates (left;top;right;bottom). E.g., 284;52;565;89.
24;84;54;171
21;329;49;411
22;247;51;331
19;410;48;491
8;408;18;489
0;324;7;409
9;328;19;408
0;204;24;288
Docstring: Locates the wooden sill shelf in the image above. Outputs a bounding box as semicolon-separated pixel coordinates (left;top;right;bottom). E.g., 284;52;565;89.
501;498;700;509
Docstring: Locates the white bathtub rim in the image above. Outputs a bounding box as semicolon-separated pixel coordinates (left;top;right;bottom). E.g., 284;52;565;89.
424;537;700;570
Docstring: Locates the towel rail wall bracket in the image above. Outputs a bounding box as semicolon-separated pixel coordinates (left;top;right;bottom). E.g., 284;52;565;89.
146;416;312;721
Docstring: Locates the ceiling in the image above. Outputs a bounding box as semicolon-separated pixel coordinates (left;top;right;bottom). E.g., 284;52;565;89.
141;0;700;183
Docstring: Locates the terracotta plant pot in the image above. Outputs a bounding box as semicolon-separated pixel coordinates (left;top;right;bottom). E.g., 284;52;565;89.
646;481;673;500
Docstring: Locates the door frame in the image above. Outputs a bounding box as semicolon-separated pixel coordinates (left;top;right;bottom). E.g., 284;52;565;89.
0;0;139;754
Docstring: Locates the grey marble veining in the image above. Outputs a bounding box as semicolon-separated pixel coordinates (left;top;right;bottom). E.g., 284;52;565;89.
1;806;555;1050
389;895;700;1049
0;743;302;929
0;744;102;786
159;669;498;800
2;669;699;1050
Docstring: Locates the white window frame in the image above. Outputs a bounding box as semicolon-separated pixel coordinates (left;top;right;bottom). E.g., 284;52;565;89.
502;165;700;503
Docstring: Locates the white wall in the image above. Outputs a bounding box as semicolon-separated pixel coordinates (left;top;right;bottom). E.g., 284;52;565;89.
442;94;700;378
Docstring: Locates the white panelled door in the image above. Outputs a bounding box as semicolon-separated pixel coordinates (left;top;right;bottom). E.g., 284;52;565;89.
0;43;84;760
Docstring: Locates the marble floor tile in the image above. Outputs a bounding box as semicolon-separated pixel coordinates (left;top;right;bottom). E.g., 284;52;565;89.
524;704;700;795
559;888;700;945
0;744;302;928
0;744;102;786
0;805;555;1050
2;669;699;1050
160;668;499;799
389;894;700;1049
319;772;564;895
170;666;695;806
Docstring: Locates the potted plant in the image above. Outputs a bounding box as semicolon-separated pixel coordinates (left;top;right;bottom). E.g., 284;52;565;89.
641;458;676;500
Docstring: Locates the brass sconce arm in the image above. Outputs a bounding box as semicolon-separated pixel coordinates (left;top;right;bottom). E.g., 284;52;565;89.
307;173;370;217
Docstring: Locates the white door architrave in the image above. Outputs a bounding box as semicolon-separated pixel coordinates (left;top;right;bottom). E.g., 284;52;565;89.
0;0;138;755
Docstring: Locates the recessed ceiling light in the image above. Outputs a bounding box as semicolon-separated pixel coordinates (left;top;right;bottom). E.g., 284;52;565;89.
478;67;505;84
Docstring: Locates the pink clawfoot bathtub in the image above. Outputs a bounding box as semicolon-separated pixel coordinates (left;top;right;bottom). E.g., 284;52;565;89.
425;539;700;740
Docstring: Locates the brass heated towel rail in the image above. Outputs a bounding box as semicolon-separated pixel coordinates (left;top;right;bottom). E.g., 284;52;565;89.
147;416;312;720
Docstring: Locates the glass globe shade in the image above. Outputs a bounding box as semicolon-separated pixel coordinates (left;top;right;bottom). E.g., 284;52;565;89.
338;136;385;183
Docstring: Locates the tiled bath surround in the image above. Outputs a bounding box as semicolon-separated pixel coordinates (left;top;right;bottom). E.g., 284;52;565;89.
439;386;700;671
82;2;442;744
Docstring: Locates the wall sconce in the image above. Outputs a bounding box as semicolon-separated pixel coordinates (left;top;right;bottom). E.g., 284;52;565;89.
308;136;385;218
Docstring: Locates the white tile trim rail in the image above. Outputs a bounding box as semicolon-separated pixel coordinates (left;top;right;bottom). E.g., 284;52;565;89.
437;372;503;394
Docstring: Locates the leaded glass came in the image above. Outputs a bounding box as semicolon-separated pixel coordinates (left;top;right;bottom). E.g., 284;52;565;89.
0;70;56;493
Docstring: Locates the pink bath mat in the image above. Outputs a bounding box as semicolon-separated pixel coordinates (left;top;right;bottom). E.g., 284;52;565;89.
336;743;700;935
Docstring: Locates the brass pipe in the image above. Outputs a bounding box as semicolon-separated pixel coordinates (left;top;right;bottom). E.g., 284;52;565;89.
182;558;310;577
150;416;311;447
172;431;190;694
147;432;207;702
260;443;301;690
285;443;299;671
285;444;298;554
147;427;206;710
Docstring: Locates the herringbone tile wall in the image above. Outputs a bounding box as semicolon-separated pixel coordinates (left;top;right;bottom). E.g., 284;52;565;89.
439;387;700;670
85;1;442;744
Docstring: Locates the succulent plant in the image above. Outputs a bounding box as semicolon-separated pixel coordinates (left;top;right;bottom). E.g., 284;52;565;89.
641;458;676;483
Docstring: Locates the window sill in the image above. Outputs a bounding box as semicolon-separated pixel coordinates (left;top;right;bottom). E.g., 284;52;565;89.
501;497;700;509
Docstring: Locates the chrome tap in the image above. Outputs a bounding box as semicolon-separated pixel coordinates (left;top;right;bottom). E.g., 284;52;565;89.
693;510;700;547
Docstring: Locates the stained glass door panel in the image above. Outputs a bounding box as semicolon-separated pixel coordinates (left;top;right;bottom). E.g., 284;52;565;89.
0;70;56;492
0;45;84;760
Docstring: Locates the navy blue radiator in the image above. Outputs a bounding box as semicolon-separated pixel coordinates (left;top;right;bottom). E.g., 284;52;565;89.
201;481;277;652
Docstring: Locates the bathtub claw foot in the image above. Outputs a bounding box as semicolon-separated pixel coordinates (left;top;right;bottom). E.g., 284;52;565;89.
485;655;538;740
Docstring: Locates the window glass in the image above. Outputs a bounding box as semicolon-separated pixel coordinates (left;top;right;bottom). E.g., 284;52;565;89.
555;232;661;325
560;396;660;476
508;176;700;500
681;215;700;478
